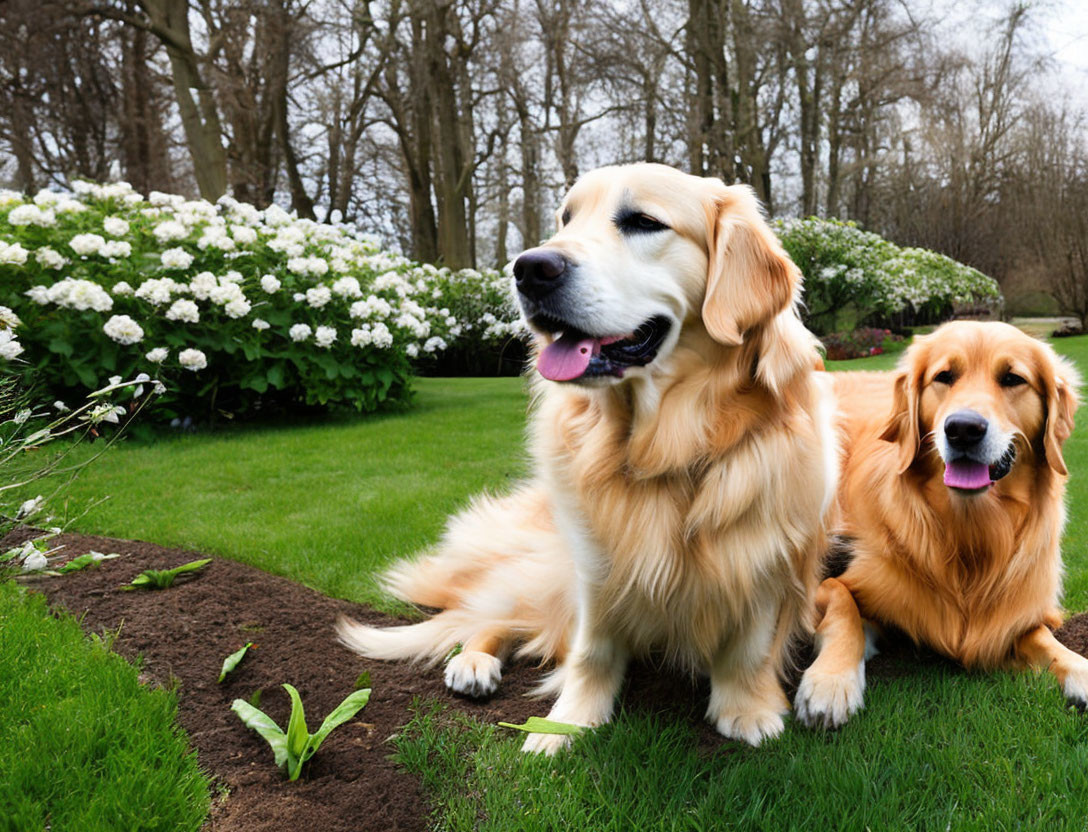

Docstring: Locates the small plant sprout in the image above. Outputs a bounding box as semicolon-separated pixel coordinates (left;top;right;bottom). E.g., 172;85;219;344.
231;684;371;781
127;558;211;590
218;643;255;683
56;551;120;574
497;717;585;736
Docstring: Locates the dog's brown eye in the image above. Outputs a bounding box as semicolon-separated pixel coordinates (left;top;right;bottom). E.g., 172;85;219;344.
616;210;668;234
561;208;571;225
1000;372;1026;388
934;370;954;385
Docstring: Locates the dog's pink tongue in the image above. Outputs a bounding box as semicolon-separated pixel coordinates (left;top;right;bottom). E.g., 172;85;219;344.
538;332;600;381
944;459;991;490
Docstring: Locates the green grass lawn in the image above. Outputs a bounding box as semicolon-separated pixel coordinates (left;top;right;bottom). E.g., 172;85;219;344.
0;581;209;831
28;378;529;612
16;334;1088;829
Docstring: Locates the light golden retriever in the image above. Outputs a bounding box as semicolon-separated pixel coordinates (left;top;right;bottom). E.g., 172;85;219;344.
794;321;1087;728
337;163;838;753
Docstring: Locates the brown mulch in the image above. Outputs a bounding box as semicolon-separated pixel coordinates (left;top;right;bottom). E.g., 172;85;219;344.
11;528;1088;831
10;530;539;832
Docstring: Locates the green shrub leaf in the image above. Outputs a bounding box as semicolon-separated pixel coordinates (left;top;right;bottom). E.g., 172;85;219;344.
283;683;310;779
230;699;287;768
217;642;254;683
307;688;371;760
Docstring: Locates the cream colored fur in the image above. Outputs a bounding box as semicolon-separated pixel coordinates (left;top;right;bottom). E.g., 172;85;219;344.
337;164;837;753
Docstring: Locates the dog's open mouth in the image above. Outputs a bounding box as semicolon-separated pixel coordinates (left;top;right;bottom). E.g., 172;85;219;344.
943;446;1016;493
534;315;671;382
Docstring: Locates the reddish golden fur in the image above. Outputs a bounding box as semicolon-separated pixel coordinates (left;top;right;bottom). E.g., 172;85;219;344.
337;164;837;752
795;322;1088;729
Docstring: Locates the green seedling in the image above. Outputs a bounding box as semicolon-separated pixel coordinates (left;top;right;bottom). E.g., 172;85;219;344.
231;683;371;781
218;642;255;683
353;671;371;691
127;558;211;590
497;717;585;736
248;688;263;708
56;551;120;573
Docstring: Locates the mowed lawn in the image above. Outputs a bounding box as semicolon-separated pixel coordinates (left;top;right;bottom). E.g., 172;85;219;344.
22;333;1088;829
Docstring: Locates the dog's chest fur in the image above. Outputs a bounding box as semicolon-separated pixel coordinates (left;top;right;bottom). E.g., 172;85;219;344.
538;379;826;667
843;467;1065;668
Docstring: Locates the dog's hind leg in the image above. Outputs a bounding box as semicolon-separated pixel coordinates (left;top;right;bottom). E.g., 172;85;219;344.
794;577;872;730
444;626;515;698
1015;621;1088;710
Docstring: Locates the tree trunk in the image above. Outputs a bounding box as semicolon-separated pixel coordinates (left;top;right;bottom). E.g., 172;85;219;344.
424;0;472;268
141;0;228;200
120;22;172;195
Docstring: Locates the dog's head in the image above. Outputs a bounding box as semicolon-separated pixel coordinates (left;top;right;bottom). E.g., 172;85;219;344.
512;163;798;385
881;321;1080;494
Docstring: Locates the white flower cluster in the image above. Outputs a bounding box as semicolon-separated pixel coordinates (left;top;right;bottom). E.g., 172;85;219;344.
350;322;393;349
178;348;207;371
26;278;113;312
134;277;186;306
67;233;133;259
160;247;195;269
103;314;144;345
0;305;23;360
8;204;56;227
0;241;28;265
288;256;330;277
34;247;66;269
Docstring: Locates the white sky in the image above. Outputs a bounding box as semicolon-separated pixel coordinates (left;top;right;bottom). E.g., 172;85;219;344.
1045;0;1088;78
932;0;1088;89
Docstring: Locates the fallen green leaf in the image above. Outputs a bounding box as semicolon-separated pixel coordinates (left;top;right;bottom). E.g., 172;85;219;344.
217;642;254;683
57;552;120;573
497;717;585;735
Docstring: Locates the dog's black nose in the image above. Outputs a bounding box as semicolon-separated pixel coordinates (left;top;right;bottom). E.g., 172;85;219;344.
513;249;568;300
944;410;988;449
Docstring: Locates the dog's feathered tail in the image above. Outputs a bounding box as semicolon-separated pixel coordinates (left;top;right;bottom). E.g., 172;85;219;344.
337;484;574;668
335;613;467;666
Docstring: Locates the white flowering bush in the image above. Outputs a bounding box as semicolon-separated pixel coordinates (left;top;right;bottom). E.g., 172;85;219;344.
0;183;524;419
775;217;1002;334
412;265;529;375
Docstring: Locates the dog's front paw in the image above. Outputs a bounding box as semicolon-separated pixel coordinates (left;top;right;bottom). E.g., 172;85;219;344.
521;731;574;755
794;664;865;730
444;650;502;698
714;709;785;747
1062;661;1088;711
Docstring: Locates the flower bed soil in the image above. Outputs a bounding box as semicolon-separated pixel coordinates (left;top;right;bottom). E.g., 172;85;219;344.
12;528;1088;831
11;530;541;832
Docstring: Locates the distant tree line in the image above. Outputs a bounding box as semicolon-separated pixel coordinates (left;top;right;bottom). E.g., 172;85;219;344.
1;0;1085;322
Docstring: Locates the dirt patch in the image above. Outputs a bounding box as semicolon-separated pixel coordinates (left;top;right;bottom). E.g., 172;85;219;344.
1055;613;1088;656
13;529;1088;830
11;530;540;832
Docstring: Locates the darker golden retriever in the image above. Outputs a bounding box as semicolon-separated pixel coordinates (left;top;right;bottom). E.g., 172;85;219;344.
795;321;1086;727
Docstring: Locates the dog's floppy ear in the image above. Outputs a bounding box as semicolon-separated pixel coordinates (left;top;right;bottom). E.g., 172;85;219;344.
1039;348;1080;476
880;349;926;475
702;184;798;346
